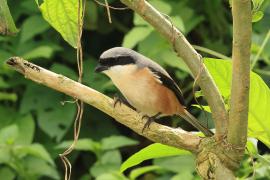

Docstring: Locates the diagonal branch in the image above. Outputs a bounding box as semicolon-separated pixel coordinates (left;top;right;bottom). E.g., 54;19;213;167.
228;0;252;147
120;0;228;139
6;57;201;153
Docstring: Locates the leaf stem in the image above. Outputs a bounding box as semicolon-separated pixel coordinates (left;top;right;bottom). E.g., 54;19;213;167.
192;45;231;60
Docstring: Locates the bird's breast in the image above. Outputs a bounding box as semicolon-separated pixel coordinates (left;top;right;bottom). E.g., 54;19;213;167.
107;66;182;116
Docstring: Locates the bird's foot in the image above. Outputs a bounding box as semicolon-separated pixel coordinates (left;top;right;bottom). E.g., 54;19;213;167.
142;112;162;133
113;94;136;110
113;94;123;108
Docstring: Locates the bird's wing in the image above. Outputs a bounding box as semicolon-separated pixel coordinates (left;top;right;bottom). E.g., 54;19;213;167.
148;67;186;106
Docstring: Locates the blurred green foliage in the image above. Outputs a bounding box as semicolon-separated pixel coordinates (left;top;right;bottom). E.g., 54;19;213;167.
0;0;270;179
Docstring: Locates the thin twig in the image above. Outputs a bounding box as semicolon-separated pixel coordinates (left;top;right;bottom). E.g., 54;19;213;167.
193;45;231;60
104;0;112;23
60;0;86;179
93;0;129;10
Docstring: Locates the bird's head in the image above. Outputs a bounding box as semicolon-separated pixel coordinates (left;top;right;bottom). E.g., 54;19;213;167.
95;47;137;75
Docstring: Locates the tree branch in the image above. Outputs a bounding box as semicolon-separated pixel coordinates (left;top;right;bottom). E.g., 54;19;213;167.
6;57;201;153
120;0;228;139
228;0;252;147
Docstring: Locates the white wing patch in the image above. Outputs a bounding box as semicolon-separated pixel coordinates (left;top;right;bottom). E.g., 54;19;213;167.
149;70;162;84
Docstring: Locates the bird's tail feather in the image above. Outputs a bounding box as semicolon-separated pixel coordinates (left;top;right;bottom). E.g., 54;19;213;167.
178;110;214;137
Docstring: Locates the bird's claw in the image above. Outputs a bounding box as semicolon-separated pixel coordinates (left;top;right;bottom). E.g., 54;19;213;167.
113;95;123;108
141;112;161;133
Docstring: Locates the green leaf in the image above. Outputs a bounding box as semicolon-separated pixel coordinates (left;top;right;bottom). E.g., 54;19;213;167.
171;171;194;180
96;172;128;180
0;167;15;180
56;138;100;153
153;155;195;173
91;150;122;177
204;58;270;147
252;0;264;10
15;114;35;145
20;84;76;141
0;0;18;35
38;102;76;141
122;27;153;49
14;144;54;165
22;46;55;59
0;92;17;101
20;45;59;60
0;146;11;163
22;156;59;179
129;165;162;180
133;0;171;26
50;63;77;80
120;143;190;172
252;11;264;23
101;150;122;165
149;0;171;14
160;50;190;73
0;124;19;145
133;14;148;26
0;77;10;88
101;136;139;150
246;138;258;155
20;15;50;43
40;0;81;48
171;16;185;33
0;107;17;129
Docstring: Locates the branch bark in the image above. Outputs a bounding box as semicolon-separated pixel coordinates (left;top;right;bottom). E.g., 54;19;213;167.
228;0;252;147
120;0;228;139
6;57;201;153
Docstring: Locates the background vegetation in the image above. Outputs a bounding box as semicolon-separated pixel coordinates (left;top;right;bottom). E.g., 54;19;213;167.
0;0;270;179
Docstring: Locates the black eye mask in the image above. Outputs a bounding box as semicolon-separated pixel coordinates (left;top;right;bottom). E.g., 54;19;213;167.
99;56;136;67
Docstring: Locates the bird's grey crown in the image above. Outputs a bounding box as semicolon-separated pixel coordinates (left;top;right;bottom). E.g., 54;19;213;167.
99;47;170;76
100;47;136;59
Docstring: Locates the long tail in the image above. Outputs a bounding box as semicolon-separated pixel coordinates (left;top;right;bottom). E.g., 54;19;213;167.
178;110;214;137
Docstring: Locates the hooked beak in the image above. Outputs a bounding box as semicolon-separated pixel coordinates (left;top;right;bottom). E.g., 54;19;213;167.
95;64;108;73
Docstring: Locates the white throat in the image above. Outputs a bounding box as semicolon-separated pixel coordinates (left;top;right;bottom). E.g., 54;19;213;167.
103;64;138;80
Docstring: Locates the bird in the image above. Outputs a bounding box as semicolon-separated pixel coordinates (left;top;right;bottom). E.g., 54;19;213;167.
95;47;213;136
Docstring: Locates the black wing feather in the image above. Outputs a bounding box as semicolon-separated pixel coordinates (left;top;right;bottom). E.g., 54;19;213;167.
149;67;186;106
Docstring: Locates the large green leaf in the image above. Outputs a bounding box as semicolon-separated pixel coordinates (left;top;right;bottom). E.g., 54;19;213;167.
14;144;55;166
120;143;190;173
40;0;81;48
15;114;35;145
20;84;76;142
153;155;195;173
0;167;15;180
101;135;139;150
122;27;153;49
20;15;50;43
91;150;122;177
22;156;59;179
204;58;270;147
0;124;19;145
